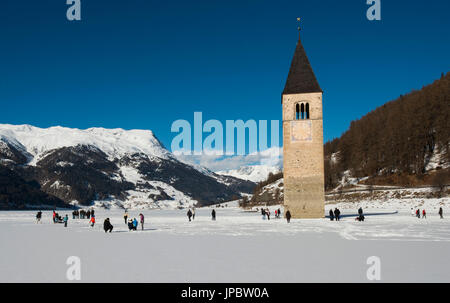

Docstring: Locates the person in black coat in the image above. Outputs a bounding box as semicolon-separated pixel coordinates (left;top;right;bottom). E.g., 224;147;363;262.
358;207;364;221
36;211;42;223
211;209;216;221
439;207;444;219
285;210;291;223
187;209;193;222
329;209;334;221
127;219;134;231
334;208;340;221
103;218;113;233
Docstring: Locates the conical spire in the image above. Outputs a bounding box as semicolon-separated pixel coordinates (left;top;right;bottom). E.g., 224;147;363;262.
282;32;322;95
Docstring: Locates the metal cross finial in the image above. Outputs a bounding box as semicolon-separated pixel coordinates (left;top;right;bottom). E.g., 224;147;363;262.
297;17;301;31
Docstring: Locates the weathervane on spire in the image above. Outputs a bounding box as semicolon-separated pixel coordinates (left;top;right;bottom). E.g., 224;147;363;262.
297;17;301;31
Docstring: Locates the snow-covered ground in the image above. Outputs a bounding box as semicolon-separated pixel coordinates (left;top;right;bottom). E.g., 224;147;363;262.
1;198;450;282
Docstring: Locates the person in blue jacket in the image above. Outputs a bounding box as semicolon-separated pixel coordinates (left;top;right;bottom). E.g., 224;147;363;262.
63;214;68;227
132;218;138;230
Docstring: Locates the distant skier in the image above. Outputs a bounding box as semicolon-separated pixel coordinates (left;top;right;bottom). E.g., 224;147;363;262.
187;209;193;222
89;215;95;227
63;214;68;227
334;208;341;221
439;207;444;219
329;209;334;221
285;210;291;223
36;211;42;223
139;213;144;230
416;209;421;218
124;211;128;224
422;209;427;219
103;218;113;233
211;209;216;221
132;218;138;230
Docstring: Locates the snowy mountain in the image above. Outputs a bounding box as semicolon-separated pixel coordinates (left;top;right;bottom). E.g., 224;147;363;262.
217;165;281;183
0;124;255;210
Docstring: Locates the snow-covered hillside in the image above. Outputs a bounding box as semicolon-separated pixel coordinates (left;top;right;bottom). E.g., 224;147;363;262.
217;165;281;183
0;124;170;165
0;124;255;210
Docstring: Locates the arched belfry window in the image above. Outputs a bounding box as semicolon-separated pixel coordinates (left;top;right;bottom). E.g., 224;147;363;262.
295;102;310;120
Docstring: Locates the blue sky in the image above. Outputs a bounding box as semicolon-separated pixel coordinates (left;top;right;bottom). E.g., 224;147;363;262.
1;0;449;158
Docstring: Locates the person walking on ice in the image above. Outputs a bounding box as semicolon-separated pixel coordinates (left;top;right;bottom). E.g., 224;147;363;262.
90;215;96;227
36;211;42;223
211;209;216;221
422;209;427;219
334;208;341;221
439;207;444;219
285;210;291;223
187;209;193;222
63;214;68;227
132;218;138;230
192;208;196;220
139;213;144;230
123;211;128;224
329;209;334;221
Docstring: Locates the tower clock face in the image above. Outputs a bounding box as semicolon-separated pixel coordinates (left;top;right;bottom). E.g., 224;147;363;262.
290;120;312;143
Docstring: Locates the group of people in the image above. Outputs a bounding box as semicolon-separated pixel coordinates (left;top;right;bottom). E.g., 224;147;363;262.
411;207;444;219
36;205;446;233
187;208;217;222
329;208;342;221
260;208;282;220
48;211;69;227
124;212;145;231
72;209;94;219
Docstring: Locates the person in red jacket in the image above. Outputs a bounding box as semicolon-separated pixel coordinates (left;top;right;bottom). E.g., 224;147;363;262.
90;215;96;227
422;209;427;219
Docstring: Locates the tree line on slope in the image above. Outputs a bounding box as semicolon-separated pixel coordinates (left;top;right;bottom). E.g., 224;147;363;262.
324;72;450;190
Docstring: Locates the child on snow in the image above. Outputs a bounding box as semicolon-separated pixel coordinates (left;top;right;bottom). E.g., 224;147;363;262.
90;215;95;227
63;215;68;227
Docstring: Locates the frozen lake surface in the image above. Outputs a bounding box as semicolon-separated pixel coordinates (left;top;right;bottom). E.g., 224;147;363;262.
1;201;450;282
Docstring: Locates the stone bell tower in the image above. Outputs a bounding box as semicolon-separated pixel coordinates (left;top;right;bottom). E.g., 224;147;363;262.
282;28;325;218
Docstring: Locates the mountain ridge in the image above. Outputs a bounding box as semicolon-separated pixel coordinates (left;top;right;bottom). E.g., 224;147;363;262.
0;124;255;210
